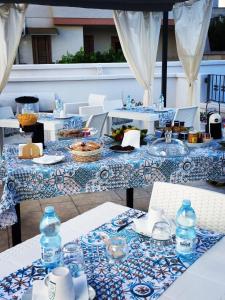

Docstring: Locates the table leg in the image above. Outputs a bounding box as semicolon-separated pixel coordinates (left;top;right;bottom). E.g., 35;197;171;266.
0;127;4;155
126;188;134;208
12;203;22;246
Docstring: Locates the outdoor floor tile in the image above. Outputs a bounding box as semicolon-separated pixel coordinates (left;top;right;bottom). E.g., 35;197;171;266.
21;211;43;242
41;201;79;223
0;229;10;253
40;195;72;207
71;191;123;207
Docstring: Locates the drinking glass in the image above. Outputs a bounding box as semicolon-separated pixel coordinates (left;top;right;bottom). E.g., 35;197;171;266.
62;241;85;277
151;221;173;254
106;236;128;263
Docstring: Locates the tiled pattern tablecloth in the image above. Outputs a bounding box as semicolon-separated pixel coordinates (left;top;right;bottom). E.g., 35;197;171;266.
0;209;223;300
0;139;225;228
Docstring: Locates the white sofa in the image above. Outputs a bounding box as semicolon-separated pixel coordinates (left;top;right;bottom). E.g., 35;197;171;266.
0;92;55;113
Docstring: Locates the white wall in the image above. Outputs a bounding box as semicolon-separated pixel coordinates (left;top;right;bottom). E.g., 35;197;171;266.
2;61;225;109
52;27;83;62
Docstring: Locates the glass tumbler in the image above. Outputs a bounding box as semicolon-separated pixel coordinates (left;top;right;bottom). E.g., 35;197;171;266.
106;236;128;263
62;241;85;277
151;221;173;254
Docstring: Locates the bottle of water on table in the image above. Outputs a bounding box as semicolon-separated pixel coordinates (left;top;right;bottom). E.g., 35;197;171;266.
126;95;131;109
176;199;196;260
54;94;63;113
40;206;61;269
158;94;164;111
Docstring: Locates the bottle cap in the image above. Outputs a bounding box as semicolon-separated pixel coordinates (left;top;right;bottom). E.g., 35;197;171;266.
45;206;55;214
182;199;191;206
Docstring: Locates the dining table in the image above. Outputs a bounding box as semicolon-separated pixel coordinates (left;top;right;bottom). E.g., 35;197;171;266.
0;202;225;300
0;136;224;246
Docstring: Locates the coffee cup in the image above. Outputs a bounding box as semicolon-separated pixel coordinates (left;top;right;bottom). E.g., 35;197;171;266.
44;267;75;300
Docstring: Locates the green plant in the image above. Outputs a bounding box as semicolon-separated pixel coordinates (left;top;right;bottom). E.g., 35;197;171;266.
208;16;225;51
58;48;126;64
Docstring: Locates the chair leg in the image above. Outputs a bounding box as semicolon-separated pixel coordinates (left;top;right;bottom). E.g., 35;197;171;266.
12;203;22;246
126;188;134;208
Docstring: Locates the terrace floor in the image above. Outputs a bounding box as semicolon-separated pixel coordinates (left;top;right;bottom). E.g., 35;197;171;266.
0;181;225;253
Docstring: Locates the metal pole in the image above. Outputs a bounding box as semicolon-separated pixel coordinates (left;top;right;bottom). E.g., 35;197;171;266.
161;11;169;107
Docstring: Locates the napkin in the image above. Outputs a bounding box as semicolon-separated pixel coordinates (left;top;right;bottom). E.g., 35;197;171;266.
32;280;48;300
32;155;65;165
121;130;140;148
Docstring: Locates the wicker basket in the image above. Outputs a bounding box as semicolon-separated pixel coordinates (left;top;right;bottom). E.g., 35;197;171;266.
70;147;102;162
17;113;38;127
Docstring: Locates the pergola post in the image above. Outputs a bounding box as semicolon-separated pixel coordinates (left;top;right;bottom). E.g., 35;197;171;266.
161;10;169;107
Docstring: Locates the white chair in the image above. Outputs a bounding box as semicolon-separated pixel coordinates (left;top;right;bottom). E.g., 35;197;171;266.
86;112;108;138
88;94;106;107
63;102;88;115
149;182;225;233
173;106;198;128
79;105;104;118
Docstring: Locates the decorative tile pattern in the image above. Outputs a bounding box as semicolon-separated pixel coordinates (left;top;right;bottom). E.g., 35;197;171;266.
0;209;223;300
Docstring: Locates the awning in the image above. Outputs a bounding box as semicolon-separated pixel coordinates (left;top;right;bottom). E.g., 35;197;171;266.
27;27;59;35
2;0;183;11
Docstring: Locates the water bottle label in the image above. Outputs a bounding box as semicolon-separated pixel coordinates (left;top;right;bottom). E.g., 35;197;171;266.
41;247;61;264
176;237;195;254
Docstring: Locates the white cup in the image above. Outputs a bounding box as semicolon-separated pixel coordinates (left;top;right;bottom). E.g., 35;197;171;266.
44;267;75;300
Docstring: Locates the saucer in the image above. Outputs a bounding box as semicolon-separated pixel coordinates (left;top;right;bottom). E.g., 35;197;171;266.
21;283;96;300
32;155;65;165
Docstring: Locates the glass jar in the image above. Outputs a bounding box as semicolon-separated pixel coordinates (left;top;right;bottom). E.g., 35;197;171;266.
15;96;39;127
188;131;198;143
179;121;186;132
173;120;180;133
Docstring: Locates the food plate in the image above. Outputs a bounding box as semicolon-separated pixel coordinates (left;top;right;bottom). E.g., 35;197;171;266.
21;284;96;300
110;145;135;153
32;155;65;165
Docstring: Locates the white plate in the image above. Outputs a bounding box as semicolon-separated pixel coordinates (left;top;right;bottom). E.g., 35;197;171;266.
54;116;73;119
21;284;96;300
32;155;65;165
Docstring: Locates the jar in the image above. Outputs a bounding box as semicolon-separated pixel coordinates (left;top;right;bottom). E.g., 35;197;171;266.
188;131;198;143
173;120;180;133
197;131;204;143
179;121;186;132
179;131;188;141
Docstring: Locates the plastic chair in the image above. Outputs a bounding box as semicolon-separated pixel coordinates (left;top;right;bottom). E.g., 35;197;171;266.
149;182;225;233
173;106;198;128
88;94;106;107
79;105;104;117
63;102;88;115
86;112;108;138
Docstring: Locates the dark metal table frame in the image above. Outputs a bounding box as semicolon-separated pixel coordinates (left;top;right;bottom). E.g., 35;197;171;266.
11;188;134;246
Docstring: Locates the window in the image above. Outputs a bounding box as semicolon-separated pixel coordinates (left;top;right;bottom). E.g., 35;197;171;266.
32;35;52;64
111;36;121;52
84;35;94;54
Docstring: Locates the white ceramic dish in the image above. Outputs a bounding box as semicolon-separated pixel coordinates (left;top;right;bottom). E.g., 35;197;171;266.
54;115;73;119
21;284;96;300
32;155;65;165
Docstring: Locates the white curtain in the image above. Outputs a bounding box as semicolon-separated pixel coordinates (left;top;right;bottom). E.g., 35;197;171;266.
113;11;162;106
173;0;212;117
0;4;27;93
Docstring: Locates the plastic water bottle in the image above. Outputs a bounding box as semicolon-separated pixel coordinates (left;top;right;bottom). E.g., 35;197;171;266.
158;94;164;110
54;94;63;112
176;199;196;260
126;95;131;109
40;206;61;269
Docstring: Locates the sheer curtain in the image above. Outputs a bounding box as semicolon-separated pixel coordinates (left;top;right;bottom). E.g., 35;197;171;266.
0;4;27;92
173;0;213;128
113;11;162;106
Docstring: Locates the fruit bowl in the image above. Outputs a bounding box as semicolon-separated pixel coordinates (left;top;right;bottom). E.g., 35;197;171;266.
109;125;148;144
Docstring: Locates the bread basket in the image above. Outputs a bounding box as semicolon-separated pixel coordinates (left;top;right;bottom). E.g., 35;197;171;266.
70;141;102;162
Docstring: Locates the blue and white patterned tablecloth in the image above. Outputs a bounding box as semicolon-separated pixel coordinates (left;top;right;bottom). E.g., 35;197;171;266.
116;107;175;127
38;113;83;129
0;139;225;228
0;209;224;300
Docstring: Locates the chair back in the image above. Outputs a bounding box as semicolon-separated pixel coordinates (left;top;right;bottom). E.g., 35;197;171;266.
86;112;108;138
173;106;198;128
149;182;225;233
63;102;88;114
79;105;104;117
0;106;14;119
88;94;106;107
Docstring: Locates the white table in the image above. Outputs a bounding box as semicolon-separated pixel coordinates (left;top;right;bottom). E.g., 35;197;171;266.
108;109;159;134
1;202;225;300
